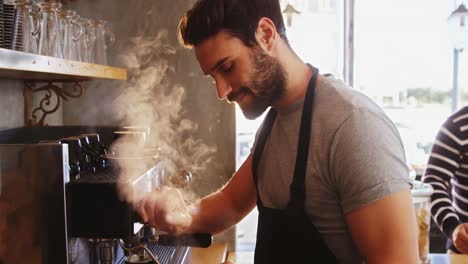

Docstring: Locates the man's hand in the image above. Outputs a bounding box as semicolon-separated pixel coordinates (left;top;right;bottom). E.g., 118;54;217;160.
138;186;192;235
452;223;468;253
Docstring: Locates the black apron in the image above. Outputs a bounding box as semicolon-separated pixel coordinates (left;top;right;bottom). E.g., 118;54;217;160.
252;66;338;264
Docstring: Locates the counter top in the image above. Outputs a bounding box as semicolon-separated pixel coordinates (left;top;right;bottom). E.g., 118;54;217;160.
191;249;468;264
430;253;468;264
191;243;228;264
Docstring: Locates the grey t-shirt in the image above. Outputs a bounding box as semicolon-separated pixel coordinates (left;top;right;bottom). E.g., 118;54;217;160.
252;74;410;263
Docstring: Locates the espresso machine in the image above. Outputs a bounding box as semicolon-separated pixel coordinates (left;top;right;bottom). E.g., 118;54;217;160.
0;126;212;264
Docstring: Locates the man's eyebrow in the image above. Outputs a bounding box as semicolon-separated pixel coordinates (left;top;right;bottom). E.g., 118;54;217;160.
208;57;230;75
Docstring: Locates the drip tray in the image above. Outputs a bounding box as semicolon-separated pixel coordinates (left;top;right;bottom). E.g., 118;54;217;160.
119;244;189;264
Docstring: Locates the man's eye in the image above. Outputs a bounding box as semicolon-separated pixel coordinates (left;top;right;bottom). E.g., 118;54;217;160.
220;62;233;73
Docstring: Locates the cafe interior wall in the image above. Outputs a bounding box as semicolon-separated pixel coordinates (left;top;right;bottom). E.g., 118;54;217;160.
0;81;25;129
61;0;237;249
0;81;64;129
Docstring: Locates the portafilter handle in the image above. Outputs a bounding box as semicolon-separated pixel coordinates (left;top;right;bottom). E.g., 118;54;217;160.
129;222;213;248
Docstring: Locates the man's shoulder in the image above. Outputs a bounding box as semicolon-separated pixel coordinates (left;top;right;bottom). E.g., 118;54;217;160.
317;76;378;110
314;76;387;129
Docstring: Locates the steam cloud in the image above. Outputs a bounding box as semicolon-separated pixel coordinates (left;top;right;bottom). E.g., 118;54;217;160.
111;30;217;205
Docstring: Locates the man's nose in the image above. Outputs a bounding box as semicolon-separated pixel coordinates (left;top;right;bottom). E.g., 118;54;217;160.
215;78;232;100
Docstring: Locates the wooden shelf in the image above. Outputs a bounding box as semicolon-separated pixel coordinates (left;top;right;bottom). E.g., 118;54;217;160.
0;48;127;81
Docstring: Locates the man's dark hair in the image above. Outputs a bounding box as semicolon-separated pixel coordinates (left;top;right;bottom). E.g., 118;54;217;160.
178;0;288;48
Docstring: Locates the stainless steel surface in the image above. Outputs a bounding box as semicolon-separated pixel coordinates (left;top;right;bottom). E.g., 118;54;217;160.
0;3;4;49
98;240;115;264
3;4;14;50
11;2;22;51
0;143;69;263
0;127;193;264
120;224;195;264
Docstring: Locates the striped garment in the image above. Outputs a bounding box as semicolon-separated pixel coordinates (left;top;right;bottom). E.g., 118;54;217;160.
422;106;468;241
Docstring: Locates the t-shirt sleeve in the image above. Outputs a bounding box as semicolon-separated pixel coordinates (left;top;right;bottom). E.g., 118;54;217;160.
330;109;411;214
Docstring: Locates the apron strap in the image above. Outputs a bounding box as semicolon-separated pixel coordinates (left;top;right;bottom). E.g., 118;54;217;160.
252;65;319;212
252;108;277;206
288;66;319;214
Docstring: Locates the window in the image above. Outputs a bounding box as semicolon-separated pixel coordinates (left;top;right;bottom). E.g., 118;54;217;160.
354;0;454;176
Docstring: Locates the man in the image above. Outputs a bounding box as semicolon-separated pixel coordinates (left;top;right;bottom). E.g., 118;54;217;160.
423;106;468;254
139;0;419;263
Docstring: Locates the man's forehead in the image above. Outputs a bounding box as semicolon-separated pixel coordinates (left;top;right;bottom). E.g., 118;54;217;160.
195;32;241;75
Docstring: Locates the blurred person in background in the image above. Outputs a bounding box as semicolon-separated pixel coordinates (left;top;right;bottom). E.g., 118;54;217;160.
139;0;418;263
423;106;468;254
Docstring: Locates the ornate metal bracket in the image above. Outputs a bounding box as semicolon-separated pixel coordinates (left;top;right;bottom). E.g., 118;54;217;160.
23;81;85;127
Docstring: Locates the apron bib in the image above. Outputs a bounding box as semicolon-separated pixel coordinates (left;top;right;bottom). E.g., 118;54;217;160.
252;66;338;264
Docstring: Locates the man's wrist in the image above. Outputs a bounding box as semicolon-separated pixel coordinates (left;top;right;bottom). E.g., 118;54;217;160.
182;205;198;233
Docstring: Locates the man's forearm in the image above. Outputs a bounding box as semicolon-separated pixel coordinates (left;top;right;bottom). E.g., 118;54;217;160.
186;190;250;234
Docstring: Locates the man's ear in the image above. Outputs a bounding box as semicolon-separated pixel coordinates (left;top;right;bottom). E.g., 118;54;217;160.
255;17;277;53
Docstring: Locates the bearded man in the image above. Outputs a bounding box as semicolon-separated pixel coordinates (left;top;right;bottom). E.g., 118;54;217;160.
139;0;419;263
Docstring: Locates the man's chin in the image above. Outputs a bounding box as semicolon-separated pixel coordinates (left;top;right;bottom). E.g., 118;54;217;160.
240;105;268;120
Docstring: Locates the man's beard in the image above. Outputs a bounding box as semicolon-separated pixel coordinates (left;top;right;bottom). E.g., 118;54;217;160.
229;45;287;120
